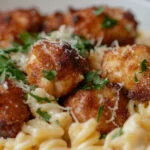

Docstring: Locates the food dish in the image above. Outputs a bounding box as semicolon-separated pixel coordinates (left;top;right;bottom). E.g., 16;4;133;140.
0;2;149;150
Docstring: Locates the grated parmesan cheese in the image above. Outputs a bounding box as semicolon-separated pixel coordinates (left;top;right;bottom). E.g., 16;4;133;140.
10;52;28;72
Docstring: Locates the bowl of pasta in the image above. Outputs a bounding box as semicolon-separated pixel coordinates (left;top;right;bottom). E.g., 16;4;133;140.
0;0;150;150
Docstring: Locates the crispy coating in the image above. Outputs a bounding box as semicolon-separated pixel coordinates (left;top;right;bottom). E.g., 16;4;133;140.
64;85;129;134
0;8;42;48
26;40;87;97
101;45;150;101
0;80;30;138
42;6;137;45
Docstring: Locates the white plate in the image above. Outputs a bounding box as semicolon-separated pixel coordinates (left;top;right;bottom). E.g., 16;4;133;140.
0;0;150;30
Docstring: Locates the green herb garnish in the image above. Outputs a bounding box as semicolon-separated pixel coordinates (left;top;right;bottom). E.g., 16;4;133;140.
0;55;27;83
94;7;104;16
29;93;58;103
112;128;123;139
97;105;104;122
0;32;41;55
56;120;60;125
36;108;51;122
81;71;108;90
72;34;93;57
102;15;118;28
140;59;148;72
134;73;139;83
134;59;148;83
43;69;57;81
100;134;107;139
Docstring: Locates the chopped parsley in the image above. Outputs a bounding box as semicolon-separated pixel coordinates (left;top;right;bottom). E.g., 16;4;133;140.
30;85;37;91
18;32;40;45
81;71;108;90
134;59;148;83
134;73;139;83
100;134;107;139
94;7;104;16
43;69;57;81
97;105;104;122
140;59;148;73
36;108;51;122
56;120;60;125
72;34;94;57
112;128;123;139
0;55;27;83
101;15;118;29
0;32;41;55
29;93;58;103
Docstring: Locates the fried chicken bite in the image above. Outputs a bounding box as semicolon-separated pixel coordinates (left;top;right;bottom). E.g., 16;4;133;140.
26;40;87;97
101;45;150;101
42;6;137;45
0;8;42;48
64;84;129;134
42;11;70;33
0;80;30;138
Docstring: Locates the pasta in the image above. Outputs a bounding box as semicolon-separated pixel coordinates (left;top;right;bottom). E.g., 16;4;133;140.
27;88;73;131
0;119;69;150
69;118;103;150
103;113;150;150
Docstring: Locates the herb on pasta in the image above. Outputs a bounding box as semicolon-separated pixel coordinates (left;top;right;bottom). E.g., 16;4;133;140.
0;55;27;83
112;128;123;139
29;93;58;103
36;108;51;122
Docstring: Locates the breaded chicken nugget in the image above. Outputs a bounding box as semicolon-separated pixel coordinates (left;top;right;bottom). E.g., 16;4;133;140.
42;6;137;45
0;80;30;138
26;40;87;97
101;45;150;101
64;85;129;134
0;8;42;48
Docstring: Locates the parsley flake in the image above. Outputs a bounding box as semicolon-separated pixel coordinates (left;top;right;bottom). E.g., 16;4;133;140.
29;93;58;103
141;59;148;72
112;128;123;139
97;105;104;122
134;59;148;83
0;32;41;55
81;71;108;90
134;73;139;83
43;69;57;81
102;15;118;29
100;133;107;139
56;120;60;125
94;7;104;16
72;34;94;57
0;55;27;83
36;108;51;122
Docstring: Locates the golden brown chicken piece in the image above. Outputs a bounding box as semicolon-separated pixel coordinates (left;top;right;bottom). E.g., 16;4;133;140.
101;45;150;101
0;80;30;138
42;6;137;45
26;40;87;97
0;8;42;48
64;84;129;134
